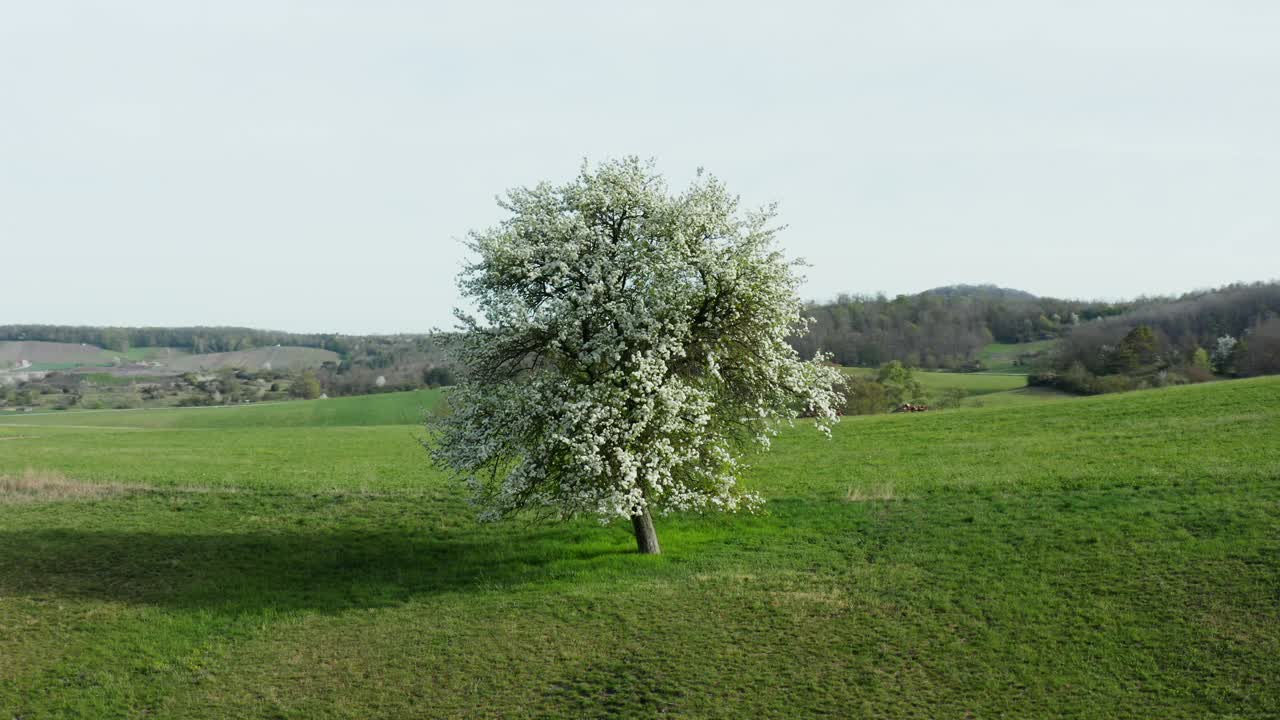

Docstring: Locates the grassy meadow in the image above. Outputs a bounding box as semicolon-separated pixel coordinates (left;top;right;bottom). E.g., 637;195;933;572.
977;339;1057;373
841;365;1053;408
842;366;1026;395
2;379;1279;717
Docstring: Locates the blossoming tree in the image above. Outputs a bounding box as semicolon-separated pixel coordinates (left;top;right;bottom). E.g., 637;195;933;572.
429;158;843;554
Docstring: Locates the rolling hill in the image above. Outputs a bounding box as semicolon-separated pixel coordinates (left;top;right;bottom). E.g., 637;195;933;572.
1;378;1277;716
0;340;337;375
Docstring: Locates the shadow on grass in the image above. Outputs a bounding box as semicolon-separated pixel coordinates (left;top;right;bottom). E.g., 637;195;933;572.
0;527;637;614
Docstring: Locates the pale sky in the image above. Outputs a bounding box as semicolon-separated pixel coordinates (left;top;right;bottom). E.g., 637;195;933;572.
3;1;1277;334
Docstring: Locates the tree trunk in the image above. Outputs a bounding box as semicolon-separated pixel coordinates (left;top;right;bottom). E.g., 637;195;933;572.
631;506;661;555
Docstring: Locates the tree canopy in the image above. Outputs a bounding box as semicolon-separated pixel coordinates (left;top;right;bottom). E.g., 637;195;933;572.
428;158;843;553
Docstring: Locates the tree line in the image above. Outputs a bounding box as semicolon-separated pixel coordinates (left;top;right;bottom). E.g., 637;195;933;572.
0;324;355;354
790;285;1129;369
9;281;1278;404
1033;282;1280;393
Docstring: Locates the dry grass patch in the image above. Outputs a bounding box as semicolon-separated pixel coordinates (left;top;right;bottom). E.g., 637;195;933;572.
0;469;145;504
844;484;900;502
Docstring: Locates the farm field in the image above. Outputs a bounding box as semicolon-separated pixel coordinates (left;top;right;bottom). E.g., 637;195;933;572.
162;346;340;373
977;339;1057;373
2;379;1279;717
0;340;336;374
842;364;1077;408
0;341;193;370
844;366;1029;395
0;341;118;371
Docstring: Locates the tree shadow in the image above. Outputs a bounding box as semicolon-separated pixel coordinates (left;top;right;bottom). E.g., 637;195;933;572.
0;526;634;615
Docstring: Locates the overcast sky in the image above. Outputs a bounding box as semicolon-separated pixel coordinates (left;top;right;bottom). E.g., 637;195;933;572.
3;1;1277;334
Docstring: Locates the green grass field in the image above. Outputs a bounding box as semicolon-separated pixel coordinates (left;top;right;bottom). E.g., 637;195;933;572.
959;385;1075;408
2;379;1278;718
842;364;1078;408
844;365;1029;398
978;339;1057;373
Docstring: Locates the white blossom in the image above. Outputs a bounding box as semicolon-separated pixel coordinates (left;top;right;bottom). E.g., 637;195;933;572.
427;157;844;526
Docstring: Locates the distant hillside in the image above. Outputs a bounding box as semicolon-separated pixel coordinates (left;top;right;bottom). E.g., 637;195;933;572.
922;284;1038;301
163;347;339;373
796;281;1280;375
0;340;337;375
794;286;1126;369
0;325;453;398
1043;281;1280;387
0;341;115;369
0;325;356;355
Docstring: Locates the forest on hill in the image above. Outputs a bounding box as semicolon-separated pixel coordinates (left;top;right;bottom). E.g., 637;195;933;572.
791;284;1129;369
0;324;431;361
791;282;1280;372
1034;282;1280;393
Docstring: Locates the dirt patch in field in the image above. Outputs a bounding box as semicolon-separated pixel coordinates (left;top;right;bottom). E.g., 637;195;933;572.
0;469;145;504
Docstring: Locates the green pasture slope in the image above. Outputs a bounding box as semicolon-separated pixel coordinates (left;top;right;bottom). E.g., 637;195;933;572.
842;363;1074;407
843;366;1027;394
844;366;1028;396
958;385;1074;408
2;380;1279;718
978;339;1057;373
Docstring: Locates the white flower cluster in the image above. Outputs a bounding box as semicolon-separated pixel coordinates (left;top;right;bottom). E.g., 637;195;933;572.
428;158;844;523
